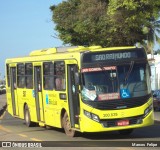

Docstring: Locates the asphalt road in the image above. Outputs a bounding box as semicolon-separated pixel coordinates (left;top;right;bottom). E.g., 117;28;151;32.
0;94;160;150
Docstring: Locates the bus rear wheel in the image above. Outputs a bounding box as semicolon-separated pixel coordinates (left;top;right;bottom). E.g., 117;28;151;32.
24;105;34;127
62;112;76;137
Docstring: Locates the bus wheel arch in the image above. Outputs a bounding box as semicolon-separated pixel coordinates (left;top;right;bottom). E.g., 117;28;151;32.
61;108;66;128
61;110;76;137
23;103;27;119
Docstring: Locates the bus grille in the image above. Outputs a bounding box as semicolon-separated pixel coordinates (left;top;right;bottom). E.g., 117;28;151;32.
100;115;143;127
83;95;150;110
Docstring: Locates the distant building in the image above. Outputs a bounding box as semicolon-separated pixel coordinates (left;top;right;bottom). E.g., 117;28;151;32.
148;54;160;90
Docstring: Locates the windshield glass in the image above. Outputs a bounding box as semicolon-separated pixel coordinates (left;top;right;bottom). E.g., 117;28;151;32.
81;63;151;101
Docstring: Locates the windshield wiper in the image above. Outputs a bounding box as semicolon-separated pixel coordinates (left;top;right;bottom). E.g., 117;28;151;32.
124;61;134;85
96;63;107;75
98;64;118;92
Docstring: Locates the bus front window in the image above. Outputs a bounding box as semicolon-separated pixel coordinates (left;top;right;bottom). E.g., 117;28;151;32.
118;63;150;98
81;64;150;101
81;66;119;101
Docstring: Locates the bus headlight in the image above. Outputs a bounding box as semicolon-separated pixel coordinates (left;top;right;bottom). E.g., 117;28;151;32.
144;104;153;117
84;110;100;122
84;110;91;119
91;114;100;122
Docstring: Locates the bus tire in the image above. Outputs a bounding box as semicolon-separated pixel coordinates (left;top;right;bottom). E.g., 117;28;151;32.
24;105;34;127
62;112;76;137
119;129;133;135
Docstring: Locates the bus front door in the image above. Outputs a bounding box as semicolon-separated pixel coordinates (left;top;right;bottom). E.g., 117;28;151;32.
34;66;44;122
67;64;80;128
10;67;19;116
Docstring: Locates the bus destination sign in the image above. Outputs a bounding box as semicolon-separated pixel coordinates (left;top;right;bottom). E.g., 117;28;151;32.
82;48;146;65
92;52;137;61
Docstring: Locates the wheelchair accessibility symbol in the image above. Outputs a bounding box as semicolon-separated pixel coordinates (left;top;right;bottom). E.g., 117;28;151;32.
120;89;131;98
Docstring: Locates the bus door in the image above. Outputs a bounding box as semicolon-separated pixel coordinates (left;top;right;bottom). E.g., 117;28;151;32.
34;66;44;122
67;64;80;128
10;67;19;116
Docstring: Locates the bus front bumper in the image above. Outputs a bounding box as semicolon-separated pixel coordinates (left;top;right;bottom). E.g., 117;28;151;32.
80;110;154;133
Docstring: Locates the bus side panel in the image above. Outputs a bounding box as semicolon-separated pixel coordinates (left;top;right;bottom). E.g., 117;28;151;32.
16;88;38;122
26;89;38;123
14;88;23;119
43;90;54;126
43;90;65;128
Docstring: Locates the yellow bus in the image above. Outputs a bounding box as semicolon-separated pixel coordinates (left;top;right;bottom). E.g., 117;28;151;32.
5;46;154;137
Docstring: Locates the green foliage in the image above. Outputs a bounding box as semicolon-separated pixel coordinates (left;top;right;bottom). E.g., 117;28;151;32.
50;0;160;47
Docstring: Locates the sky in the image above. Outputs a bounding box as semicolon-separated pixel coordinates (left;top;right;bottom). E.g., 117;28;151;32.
0;1;160;79
0;0;64;79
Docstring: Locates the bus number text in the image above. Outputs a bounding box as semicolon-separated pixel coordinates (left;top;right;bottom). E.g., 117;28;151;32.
103;113;118;118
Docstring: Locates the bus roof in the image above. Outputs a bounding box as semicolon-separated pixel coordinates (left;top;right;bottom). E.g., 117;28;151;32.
29;46;136;56
6;46;138;63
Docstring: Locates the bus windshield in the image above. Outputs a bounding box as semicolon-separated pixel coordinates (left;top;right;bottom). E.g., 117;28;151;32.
81;63;150;101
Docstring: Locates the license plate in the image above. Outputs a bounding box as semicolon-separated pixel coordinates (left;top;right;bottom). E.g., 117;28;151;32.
117;120;129;126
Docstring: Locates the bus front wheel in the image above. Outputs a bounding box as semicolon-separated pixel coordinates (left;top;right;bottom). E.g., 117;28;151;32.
62;112;76;137
24;105;34;127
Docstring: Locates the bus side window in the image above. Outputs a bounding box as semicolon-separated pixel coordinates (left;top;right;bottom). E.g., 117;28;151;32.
17;63;25;88
54;61;66;91
43;62;54;90
25;63;33;89
55;77;63;90
6;64;10;87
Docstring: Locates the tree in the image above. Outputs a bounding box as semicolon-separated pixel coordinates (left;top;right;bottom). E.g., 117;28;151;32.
50;0;160;48
142;20;160;54
156;49;160;54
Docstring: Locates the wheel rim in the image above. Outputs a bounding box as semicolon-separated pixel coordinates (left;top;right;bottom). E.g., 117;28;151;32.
66;117;72;132
63;113;75;136
64;115;71;132
25;110;29;123
25;107;30;126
